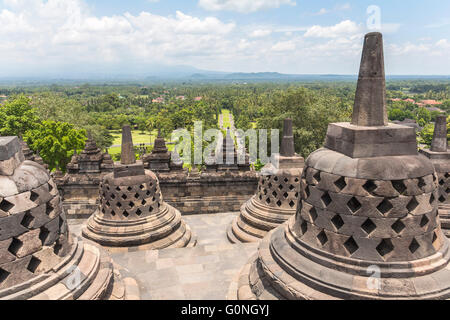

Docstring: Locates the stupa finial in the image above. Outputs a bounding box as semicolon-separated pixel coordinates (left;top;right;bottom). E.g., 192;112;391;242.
351;32;388;127
280;118;295;157
121;125;136;165
431;115;448;152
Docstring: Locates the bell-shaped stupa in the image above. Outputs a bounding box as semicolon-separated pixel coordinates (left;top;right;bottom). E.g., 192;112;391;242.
234;33;450;300
82;126;196;248
227;119;304;243
0;136;135;300
420;115;450;237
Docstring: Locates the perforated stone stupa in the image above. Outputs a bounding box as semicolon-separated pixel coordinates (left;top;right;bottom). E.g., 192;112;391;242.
234;32;450;300
420;115;450;237
55;135;114;218
227;119;304;243
0;136;135;300
82;125;196;249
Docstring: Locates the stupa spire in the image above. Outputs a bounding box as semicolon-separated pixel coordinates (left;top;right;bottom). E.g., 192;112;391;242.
431;115;448;152
121;125;136;165
280;118;295;157
351;32;388;127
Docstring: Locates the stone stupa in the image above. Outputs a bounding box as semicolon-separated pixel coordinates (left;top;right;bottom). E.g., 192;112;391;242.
234;32;450;300
227;119;304;243
82;125;196;249
0;136;137;300
420;115;450;237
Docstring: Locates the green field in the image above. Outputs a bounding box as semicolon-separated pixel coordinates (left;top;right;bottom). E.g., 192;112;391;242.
108;129;174;156
221;109;231;129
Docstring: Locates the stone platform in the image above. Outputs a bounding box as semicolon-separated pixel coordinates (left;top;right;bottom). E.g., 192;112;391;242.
68;212;258;300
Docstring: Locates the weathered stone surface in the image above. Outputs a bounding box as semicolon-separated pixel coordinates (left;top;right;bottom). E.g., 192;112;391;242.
83;127;196;249
431;115;448;152
236;32;450;300
120;125;136;165
352;32;387;127
228;119;304;243
0;136;135;300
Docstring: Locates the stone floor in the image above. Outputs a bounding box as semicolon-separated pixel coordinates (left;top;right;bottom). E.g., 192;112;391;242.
68;212;259;300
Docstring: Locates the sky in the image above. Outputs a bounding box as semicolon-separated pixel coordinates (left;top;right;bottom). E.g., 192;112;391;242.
0;0;449;77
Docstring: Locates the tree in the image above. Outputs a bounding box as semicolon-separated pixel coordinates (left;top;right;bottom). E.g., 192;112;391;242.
0;95;40;137
25;121;86;172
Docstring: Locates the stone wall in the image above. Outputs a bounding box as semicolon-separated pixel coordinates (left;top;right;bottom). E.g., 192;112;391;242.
57;170;258;218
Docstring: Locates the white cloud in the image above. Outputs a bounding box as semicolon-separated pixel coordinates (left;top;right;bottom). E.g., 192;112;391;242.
314;8;328;15
304;20;362;38
249;29;272;38
198;0;296;13
271;40;295;52
0;1;447;76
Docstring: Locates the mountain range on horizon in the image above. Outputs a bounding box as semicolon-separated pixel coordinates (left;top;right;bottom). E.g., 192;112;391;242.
0;64;449;84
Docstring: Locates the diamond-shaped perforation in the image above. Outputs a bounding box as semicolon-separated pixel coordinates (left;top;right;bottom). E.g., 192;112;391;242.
406;197;419;212
300;221;308;234
110;194;116;200
321;192;332;207
283;192;289;199
289;185;295;191
376;239;394;258
129;202;135;208
136;208;142;216
30;191;39;202
331;215;344;230
313;171;321;183
361;218;376;235
289;200;295;208
123;210;129;218
27;256;41;273
420;215;429;228
432;232;438;244
409;238;420;254
334;176;347;191
391;219;405;234
347;197;361;213
272;191;278;198
429;193;435;204
0;268;10;283
117;202;122;208
278;184;283;191
276;200;282;207
363;180;377;193
266;198;271;205
439;179;445;186
377;199;393;215
39;227;50;245
305;186;310;198
20;210;34;228
121;194;127;200
45;203;53;215
0;199;14;212
142;199;147;206
439;195;446;203
309;207;318;222
134;193;140;199
8;238;23;256
344;237;359;255
417;177;426;189
392;180;407;194
317;230;328;246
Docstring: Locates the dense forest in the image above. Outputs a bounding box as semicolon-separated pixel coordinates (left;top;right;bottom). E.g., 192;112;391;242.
0;80;449;172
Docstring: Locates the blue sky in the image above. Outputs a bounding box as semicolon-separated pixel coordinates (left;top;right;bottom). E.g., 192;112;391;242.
0;0;449;77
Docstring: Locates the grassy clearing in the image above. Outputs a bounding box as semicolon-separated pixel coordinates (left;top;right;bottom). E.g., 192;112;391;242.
221;109;232;129
108;129;174;156
110;129;157;145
